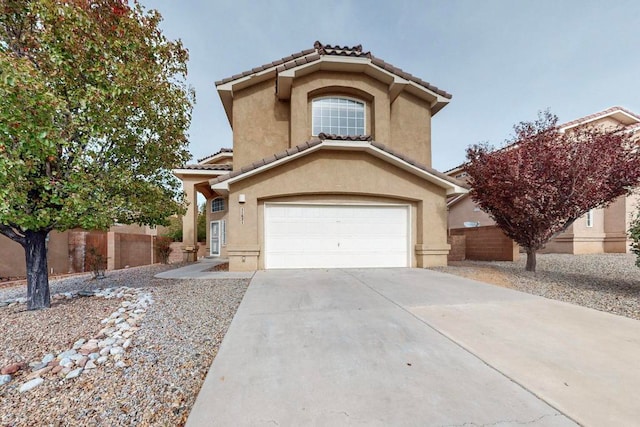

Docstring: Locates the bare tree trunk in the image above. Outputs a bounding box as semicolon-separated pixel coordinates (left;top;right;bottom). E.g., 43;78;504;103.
525;248;537;272
25;230;51;310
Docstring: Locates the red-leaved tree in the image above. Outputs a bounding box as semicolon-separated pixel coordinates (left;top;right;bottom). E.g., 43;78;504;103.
465;110;640;271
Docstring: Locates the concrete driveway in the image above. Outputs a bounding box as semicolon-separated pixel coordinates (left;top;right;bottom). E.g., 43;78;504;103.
186;268;640;426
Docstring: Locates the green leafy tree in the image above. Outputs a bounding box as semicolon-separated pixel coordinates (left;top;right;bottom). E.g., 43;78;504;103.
0;0;194;310
197;202;206;242
164;203;206;242
630;209;640;267
164;215;183;242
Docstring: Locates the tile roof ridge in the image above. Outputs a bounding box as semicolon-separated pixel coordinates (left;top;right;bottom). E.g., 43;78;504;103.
215;41;451;99
180;164;233;171
197;148;233;164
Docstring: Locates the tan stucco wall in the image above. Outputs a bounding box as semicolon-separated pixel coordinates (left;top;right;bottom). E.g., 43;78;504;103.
390;91;432;167
447;196;494;230
232;79;290;168
224;149;449;271
229;70;435;170
601;192;640;253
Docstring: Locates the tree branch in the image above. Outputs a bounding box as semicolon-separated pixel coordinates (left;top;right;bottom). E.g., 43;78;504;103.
0;224;27;247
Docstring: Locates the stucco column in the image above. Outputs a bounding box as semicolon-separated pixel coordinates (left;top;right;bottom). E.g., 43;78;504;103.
181;182;199;261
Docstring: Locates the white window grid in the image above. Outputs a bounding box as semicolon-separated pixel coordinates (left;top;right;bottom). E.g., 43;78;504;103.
312;97;365;136
211;198;225;213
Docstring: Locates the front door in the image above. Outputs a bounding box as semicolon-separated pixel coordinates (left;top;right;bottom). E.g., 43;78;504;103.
210;221;221;256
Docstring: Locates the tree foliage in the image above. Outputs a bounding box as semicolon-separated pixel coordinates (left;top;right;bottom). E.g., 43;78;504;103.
0;0;194;309
465;110;640;271
630;209;640;267
164;203;206;242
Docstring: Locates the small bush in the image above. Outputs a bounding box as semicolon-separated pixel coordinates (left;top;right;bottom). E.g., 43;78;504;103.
630;210;640;267
87;246;106;279
156;236;173;264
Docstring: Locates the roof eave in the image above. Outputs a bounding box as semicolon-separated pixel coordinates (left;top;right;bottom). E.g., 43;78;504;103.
173;169;230;179
211;140;468;196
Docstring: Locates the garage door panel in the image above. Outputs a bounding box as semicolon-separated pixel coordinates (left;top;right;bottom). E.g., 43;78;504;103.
265;204;409;269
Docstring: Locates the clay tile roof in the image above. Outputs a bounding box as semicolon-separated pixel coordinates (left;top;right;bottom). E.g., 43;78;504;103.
197;148;233;163
178;164;233;171
209;138;467;189
214;48;315;86
317;133;373;142
215;41;452;99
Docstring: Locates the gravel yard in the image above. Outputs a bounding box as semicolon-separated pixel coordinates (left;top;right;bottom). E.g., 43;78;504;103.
431;253;640;320
0;264;249;426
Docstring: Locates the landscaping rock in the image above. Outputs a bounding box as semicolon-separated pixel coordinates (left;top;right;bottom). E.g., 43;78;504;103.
19;378;44;393
57;349;77;360
59;358;73;368
79;342;99;355
65;368;83;380
29;362;47;371
25;366;52;381
1;363;23;375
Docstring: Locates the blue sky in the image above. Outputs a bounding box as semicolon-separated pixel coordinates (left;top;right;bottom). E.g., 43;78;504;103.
140;0;640;171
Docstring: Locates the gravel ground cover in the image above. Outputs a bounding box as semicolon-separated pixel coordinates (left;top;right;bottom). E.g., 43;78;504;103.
431;253;640;320
0;264;249;426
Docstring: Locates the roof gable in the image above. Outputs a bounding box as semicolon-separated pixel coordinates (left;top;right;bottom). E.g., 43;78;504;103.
558;106;640;131
216;41;452;124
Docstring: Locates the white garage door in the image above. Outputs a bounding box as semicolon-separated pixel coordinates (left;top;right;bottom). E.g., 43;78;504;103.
265;204;409;269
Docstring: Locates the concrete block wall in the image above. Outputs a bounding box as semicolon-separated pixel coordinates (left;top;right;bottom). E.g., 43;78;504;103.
107;232;155;270
0;231;72;278
1;229;160;278
447;235;466;262
450;226;520;262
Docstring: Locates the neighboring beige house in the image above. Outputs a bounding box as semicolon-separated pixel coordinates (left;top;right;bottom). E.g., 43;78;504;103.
174;41;467;271
447;106;640;255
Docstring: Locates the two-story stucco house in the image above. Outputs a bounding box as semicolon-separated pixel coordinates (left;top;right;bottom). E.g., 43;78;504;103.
447;106;640;255
174;42;467;271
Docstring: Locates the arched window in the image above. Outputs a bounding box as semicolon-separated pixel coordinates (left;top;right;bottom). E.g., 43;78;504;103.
312;97;365;136
211;197;225;213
